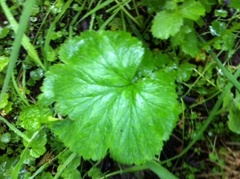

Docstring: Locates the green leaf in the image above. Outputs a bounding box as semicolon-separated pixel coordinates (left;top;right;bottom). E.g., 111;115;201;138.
164;1;178;10
142;0;165;12
0;155;18;178
36;172;53;179
30;68;44;81
0;93;9;109
39;31;180;164
57;150;81;179
229;0;240;10
227;92;240;134
171;25;201;57
23;130;47;158
153;51;173;69
176;62;196;82
0;26;9;39
88;167;102;179
214;9;228;18
151;10;183;39
228;107;240;134
179;1;205;21
199;0;216;12
0;132;11;143
221;33;236;51
137;49;156;77
181;30;201;57
0;56;9;72
46;46;56;62
18;104;51;131
210;21;226;36
212;32;236;51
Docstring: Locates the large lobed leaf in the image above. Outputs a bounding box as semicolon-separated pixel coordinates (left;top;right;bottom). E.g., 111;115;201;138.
39;31;180;164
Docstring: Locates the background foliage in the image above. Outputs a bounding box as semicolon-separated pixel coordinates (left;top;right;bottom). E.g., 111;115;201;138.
0;0;240;178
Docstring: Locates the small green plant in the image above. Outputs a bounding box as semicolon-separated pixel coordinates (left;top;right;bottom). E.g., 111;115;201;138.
39;30;181;165
150;0;206;57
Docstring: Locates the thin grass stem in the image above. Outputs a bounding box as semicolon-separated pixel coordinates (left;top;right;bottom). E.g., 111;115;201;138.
0;0;36;106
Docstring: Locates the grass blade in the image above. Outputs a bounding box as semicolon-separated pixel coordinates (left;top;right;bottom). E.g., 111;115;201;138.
0;0;37;105
0;0;45;70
